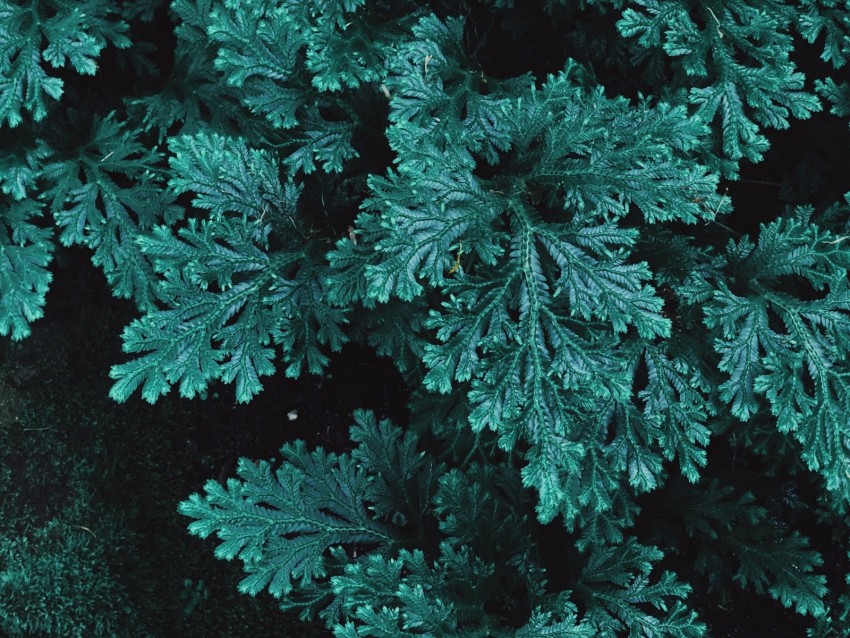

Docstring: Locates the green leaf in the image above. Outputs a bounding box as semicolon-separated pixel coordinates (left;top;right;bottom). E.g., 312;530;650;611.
111;131;345;402
704;216;850;500
350;410;442;535
0;1;130;127
0;199;53;340
282;105;358;176
637;344;712;482
514;608;595;638
735;531;827;617
207;0;308;129
616;0;822;165
666;477;828;619
179;442;393;598
797;0;850;68
108;218;295;403
306;16;381;92
363;148;501;302
576;538;706;638
0;137;51;201
267;260;349;379
41;115;179;311
168;131;292;218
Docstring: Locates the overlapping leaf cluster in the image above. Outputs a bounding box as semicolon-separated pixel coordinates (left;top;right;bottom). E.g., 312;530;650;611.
181;411;703;637
692;213;850;495
108;130;348;403
2;0;850;635
0;0;131;127
616;0;824;166
326;14;725;530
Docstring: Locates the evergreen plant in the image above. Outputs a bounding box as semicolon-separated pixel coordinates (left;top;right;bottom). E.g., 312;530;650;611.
3;1;850;635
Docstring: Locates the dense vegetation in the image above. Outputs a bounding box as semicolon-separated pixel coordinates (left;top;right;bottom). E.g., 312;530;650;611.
2;1;850;636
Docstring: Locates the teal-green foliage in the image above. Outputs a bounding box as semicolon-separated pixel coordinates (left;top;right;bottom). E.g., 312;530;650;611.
3;0;850;635
180;410;704;636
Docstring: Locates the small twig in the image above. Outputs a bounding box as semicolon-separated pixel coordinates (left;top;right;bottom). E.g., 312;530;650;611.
711;188;729;219
706;7;724;38
66;523;98;540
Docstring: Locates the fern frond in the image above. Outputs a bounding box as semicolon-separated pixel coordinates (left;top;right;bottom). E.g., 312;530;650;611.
110;131;346;402
0;199;53;340
576;538;706;638
617;0;822;166
704;216;850;500
42;114;180;311
179;441;393;598
0;1;130;127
